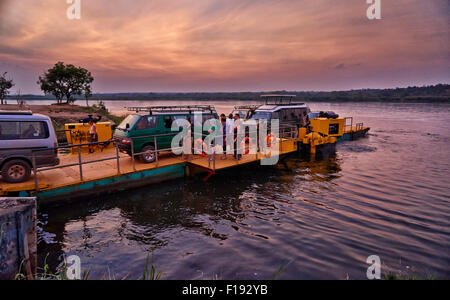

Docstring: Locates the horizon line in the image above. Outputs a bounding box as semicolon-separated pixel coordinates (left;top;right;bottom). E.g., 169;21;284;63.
7;83;450;97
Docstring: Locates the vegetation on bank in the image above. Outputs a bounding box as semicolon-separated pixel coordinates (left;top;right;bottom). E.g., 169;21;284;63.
0;72;15;105
52;103;125;142
0;101;125;143
7;84;450;103
14;251;440;280
79;101;125;126
15;252;162;280
383;272;436;280
2;60;449;103
37;62;93;105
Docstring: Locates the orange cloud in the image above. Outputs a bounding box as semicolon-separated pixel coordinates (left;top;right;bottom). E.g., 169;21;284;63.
0;0;449;93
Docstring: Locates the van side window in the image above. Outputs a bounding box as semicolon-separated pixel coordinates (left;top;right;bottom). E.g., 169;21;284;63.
21;122;48;139
170;115;188;130
0;121;49;140
0;121;18;140
135;116;158;130
192;114;202;128
171;115;187;122
163;116;172;129
202;114;215;124
277;110;287;121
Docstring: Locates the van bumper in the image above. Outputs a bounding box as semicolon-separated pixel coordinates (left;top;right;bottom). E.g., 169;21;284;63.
113;137;132;155
117;143;132;155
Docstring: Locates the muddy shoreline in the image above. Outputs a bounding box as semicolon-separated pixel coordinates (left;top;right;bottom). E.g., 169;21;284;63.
0;104;125;142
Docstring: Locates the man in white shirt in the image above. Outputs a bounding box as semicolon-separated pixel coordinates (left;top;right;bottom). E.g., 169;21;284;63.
225;113;234;154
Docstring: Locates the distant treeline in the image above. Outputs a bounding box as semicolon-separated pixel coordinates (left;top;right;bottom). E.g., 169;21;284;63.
7;84;450;102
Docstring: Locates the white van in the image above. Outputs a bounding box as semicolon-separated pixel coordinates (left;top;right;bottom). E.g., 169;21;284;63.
0;111;59;183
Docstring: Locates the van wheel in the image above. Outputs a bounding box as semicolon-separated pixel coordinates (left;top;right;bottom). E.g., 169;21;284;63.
1;160;32;183
140;145;156;163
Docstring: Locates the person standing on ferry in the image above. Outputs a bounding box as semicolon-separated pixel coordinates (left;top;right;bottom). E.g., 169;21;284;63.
88;120;98;154
220;116;227;160
226;113;234;155
233;114;242;160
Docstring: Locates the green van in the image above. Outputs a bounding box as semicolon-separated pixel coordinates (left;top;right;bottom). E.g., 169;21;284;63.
114;106;219;163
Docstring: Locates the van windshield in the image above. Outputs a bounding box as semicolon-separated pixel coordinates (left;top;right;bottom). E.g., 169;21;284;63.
251;112;272;121
232;110;248;119
117;114;141;131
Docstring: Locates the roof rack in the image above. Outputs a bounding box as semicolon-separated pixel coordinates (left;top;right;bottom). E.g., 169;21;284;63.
0;110;33;115
260;95;304;106
127;105;217;114
233;105;260;110
261;94;297;98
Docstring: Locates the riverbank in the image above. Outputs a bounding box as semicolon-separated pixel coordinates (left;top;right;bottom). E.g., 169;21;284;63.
32;102;449;280
0;104;125;141
5;84;450;102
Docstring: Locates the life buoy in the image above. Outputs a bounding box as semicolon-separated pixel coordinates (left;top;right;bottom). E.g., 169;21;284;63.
266;133;276;148
239;137;253;155
194;138;208;156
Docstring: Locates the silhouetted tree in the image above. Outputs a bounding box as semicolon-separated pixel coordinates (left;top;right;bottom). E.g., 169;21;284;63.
37;62;94;105
0;72;14;105
85;86;92;107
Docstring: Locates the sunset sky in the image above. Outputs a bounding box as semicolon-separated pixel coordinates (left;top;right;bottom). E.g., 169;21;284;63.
0;0;449;94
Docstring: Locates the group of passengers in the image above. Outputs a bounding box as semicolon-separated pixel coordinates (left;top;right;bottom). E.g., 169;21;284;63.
219;113;242;161
182;113;243;161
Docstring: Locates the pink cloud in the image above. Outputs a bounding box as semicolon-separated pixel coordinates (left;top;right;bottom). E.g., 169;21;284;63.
0;0;448;93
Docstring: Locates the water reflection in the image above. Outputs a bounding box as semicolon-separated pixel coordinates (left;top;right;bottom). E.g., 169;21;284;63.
38;156;344;278
37;102;450;279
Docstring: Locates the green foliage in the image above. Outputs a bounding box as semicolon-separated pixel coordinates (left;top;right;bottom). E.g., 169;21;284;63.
0;224;5;262
383;272;436;280
15;254;90;280
80;102;125;125
0;72;14;105
37;62;94;105
142;253;162;280
11;84;449;103
92;100;107;111
271;260;293;280
73;84;450;102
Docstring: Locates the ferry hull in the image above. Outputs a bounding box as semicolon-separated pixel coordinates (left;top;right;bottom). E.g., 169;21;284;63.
18;164;185;206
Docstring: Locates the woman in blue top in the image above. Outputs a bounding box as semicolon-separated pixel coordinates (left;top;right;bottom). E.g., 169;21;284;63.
221;116;227;160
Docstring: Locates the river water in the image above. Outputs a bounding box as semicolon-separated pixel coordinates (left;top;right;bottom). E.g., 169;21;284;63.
36;101;450;279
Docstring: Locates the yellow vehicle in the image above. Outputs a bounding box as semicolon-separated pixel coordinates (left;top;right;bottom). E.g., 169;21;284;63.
310;117;345;137
65;119;113;153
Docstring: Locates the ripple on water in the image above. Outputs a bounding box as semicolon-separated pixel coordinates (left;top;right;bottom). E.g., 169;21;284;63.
37;102;450;279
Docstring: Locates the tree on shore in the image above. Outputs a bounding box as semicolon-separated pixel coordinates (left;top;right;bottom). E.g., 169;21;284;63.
37;62;94;105
85;85;92;107
0;72;15;105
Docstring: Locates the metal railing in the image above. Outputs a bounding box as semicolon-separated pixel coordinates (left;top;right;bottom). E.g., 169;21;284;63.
343;117;365;136
27;125;300;191
356;123;364;131
127;105;217;114
198;125;299;171
31;140;121;192
344;117;353;133
29;131;181;192
127;133;182;171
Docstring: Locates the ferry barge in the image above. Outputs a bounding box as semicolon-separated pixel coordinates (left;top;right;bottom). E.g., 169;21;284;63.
0;98;369;205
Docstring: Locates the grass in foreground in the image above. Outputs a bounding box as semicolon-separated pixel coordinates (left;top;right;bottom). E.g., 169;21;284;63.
383;272;436;280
